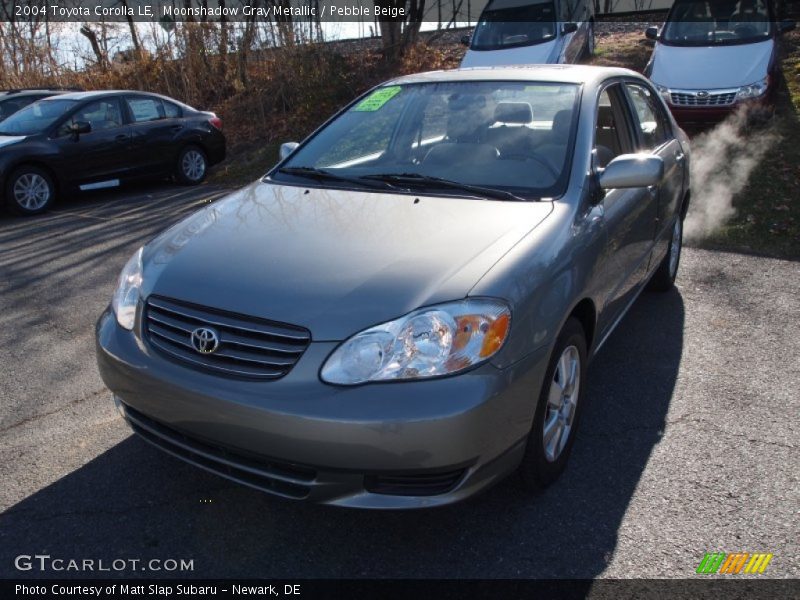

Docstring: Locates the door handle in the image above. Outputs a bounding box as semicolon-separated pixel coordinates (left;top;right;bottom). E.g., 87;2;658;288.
170;125;183;132
674;152;685;162
115;134;128;142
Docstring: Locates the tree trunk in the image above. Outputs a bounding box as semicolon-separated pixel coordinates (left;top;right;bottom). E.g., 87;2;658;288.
80;23;108;69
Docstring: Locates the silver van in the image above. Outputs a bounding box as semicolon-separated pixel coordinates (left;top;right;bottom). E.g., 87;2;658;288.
461;0;595;67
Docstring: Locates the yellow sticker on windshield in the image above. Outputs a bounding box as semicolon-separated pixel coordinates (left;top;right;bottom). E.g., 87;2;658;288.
353;86;402;111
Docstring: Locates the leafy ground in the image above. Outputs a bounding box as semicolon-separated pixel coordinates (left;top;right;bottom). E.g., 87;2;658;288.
211;27;800;260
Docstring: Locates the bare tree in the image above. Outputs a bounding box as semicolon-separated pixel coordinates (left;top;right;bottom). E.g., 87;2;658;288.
373;0;426;60
80;23;109;69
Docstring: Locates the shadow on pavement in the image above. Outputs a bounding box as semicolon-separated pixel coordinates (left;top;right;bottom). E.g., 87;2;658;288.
0;289;684;579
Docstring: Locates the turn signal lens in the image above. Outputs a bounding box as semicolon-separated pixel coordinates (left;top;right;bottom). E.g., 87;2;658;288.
480;312;510;358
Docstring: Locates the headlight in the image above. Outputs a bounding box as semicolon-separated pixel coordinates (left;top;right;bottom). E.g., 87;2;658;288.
111;247;143;330
737;77;769;100
320;299;511;385
655;84;671;103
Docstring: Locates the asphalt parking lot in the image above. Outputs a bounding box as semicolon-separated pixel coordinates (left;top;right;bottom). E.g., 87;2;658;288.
0;184;798;579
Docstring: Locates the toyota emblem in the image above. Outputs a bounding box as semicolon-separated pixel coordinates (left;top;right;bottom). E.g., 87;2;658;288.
696;91;709;98
190;327;220;354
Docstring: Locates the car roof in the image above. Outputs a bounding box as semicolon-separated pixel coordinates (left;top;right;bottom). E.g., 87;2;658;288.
41;89;195;110
387;65;642;87
0;89;71;98
44;90;182;102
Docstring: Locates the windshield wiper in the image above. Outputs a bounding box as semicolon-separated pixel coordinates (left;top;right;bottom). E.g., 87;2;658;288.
363;173;529;202
276;166;395;191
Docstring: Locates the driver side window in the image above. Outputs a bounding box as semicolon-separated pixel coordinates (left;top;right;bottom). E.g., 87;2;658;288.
58;99;123;136
594;85;633;169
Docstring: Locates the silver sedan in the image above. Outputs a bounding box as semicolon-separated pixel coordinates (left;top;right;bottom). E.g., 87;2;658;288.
96;65;690;508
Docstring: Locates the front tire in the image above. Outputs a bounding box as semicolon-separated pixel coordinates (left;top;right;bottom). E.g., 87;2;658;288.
5;166;55;216
176;146;208;185
518;317;588;491
648;217;683;292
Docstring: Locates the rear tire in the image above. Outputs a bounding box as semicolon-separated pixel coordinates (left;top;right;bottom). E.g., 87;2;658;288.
5;166;55;216
175;145;208;185
518;317;588;491
648;217;683;292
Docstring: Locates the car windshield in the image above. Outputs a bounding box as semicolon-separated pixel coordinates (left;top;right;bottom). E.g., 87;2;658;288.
662;0;773;45
471;0;557;50
0;98;78;135
274;81;580;200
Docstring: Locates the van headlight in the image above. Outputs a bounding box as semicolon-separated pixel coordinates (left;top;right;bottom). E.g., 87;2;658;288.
111;247;143;330
655;84;671;103
737;77;769;100
320;299;511;385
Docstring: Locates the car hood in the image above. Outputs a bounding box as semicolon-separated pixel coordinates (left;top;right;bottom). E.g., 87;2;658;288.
651;39;773;89
0;135;26;149
142;182;553;341
460;39;560;67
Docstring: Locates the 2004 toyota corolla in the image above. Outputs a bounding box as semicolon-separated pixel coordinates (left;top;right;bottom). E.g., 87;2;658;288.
96;65;691;509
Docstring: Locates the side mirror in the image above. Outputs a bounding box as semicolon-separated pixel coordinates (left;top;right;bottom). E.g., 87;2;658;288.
279;142;299;161
71;121;91;138
598;154;664;190
779;19;796;34
645;26;659;41
561;22;578;35
460;34;471;46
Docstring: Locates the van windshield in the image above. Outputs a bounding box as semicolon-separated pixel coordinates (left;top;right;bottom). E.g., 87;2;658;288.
662;0;773;46
471;1;558;50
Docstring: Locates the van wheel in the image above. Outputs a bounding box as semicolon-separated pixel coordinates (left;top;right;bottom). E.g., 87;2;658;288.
648;217;683;292
176;146;208;185
6;166;56;216
518;317;588;491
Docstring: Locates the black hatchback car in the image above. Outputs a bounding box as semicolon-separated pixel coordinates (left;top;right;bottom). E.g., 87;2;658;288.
0;90;226;215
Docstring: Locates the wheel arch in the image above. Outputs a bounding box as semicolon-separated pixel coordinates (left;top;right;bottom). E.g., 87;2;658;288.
566;298;597;355
7;160;61;194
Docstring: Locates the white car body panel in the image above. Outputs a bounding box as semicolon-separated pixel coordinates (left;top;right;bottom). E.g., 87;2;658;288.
649;39;773;89
461;37;563;67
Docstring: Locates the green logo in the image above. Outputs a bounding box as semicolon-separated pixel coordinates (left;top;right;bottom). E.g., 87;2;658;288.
697;552;773;574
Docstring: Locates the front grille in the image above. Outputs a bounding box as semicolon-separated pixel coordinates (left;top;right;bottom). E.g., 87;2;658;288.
144;295;310;380
670;91;737;107
124;405;316;499
365;470;466;496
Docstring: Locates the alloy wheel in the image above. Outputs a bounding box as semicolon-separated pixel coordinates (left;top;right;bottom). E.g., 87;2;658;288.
13;173;51;211
182;150;206;182
543;345;581;462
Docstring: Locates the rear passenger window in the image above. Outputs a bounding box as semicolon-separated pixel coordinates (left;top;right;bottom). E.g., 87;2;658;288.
625;83;670;150
127;97;163;123
163;101;182;119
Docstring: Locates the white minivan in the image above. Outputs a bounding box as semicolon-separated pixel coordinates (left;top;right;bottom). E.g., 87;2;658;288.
460;0;595;67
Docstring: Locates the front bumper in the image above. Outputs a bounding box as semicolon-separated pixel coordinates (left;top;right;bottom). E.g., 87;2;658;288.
96;308;548;509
